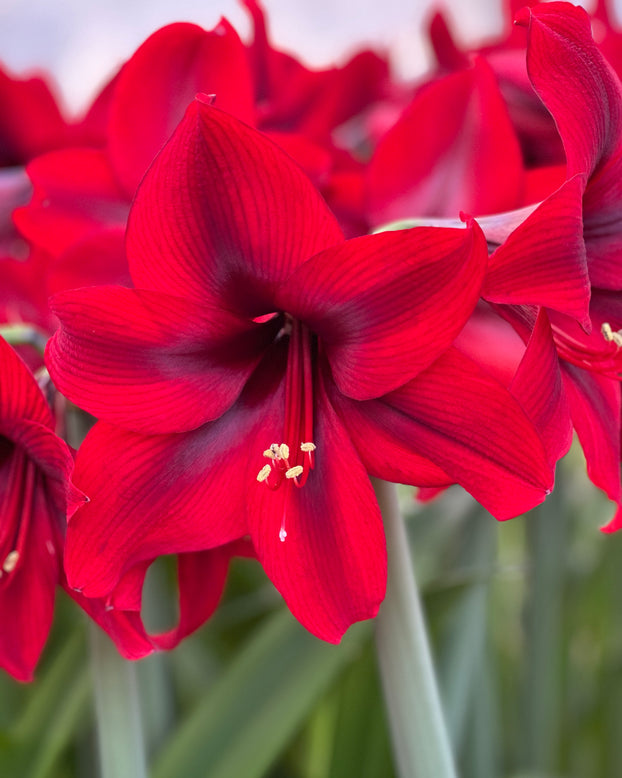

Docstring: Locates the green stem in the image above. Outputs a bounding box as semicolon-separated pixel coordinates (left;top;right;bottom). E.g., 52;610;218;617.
89;624;148;778
373;479;457;778
438;509;496;754
0;324;48;354
521;474;567;773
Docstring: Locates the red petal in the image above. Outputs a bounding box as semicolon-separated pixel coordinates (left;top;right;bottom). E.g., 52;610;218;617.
108;21;255;196
484;175;591;326
14;149;128;258
48;228;131;295
367;58;524;224
278;220;487;400
582;154;622;290
248;371;386;642
509;309;573;466
517;2;622;179
562;364;621;508
127;101;343;314
0;337;52;428
335;347;553;520
0;67;68;166
0;499;59;681
517;3;622;290
47;285;275;434
428;12;470;70
153;541;252;650
72;541;250;657
64;346;285;598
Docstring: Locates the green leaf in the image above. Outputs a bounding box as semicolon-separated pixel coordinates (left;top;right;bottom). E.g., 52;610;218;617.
13;628;86;743
153;608;367;778
328;643;394;778
25;667;91;778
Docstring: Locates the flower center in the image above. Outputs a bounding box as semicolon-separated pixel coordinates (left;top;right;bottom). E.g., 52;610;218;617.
255;317;316;542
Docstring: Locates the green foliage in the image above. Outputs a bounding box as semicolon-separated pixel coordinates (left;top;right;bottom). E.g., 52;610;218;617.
0;448;620;777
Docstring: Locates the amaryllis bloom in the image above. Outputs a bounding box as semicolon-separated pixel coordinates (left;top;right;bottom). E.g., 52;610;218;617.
511;2;622;529
242;0;389;145
46;100;555;642
427;0;565;169
0;335;85;680
14;2;386;278
0;333;245;672
366;56;528;224
449;3;622;529
0;64;72;333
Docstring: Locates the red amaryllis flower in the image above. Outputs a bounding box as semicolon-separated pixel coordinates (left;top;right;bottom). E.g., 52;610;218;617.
427;0;565;170
0;333;244;672
46;100;554;642
0;335;85;680
242;0;389;145
366;56;527;224
460;3;622;529
511;2;622;529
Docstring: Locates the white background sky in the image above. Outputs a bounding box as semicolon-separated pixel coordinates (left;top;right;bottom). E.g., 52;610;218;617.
0;0;611;115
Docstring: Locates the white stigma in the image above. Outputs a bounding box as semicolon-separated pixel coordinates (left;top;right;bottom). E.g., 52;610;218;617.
279;528;287;542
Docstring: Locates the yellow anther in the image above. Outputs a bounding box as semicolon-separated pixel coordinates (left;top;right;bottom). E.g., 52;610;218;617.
286;465;303;479
602;322;622;347
263;449;276;459
300;442;316;452
2;550;19;573
278;443;290;460
256;464;272;483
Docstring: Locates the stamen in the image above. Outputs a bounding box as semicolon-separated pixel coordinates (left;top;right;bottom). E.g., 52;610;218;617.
602;322;622;347
255;319;317;541
257;465;271;483
2;550;19;573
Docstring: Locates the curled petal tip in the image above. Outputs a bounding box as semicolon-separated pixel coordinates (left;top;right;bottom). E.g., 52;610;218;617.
514;7;532;27
214;18;228;34
600;507;622;533
196;92;217;106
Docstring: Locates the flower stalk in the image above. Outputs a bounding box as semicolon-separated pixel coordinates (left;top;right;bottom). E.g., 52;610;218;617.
89;624;148;778
373;479;457;778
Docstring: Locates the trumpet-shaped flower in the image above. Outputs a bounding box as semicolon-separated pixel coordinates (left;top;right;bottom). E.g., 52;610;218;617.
47;101;554;641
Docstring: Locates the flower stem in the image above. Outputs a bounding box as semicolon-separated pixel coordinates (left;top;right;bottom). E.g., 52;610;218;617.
89;624;148;778
373;479;457;778
521;470;567;773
